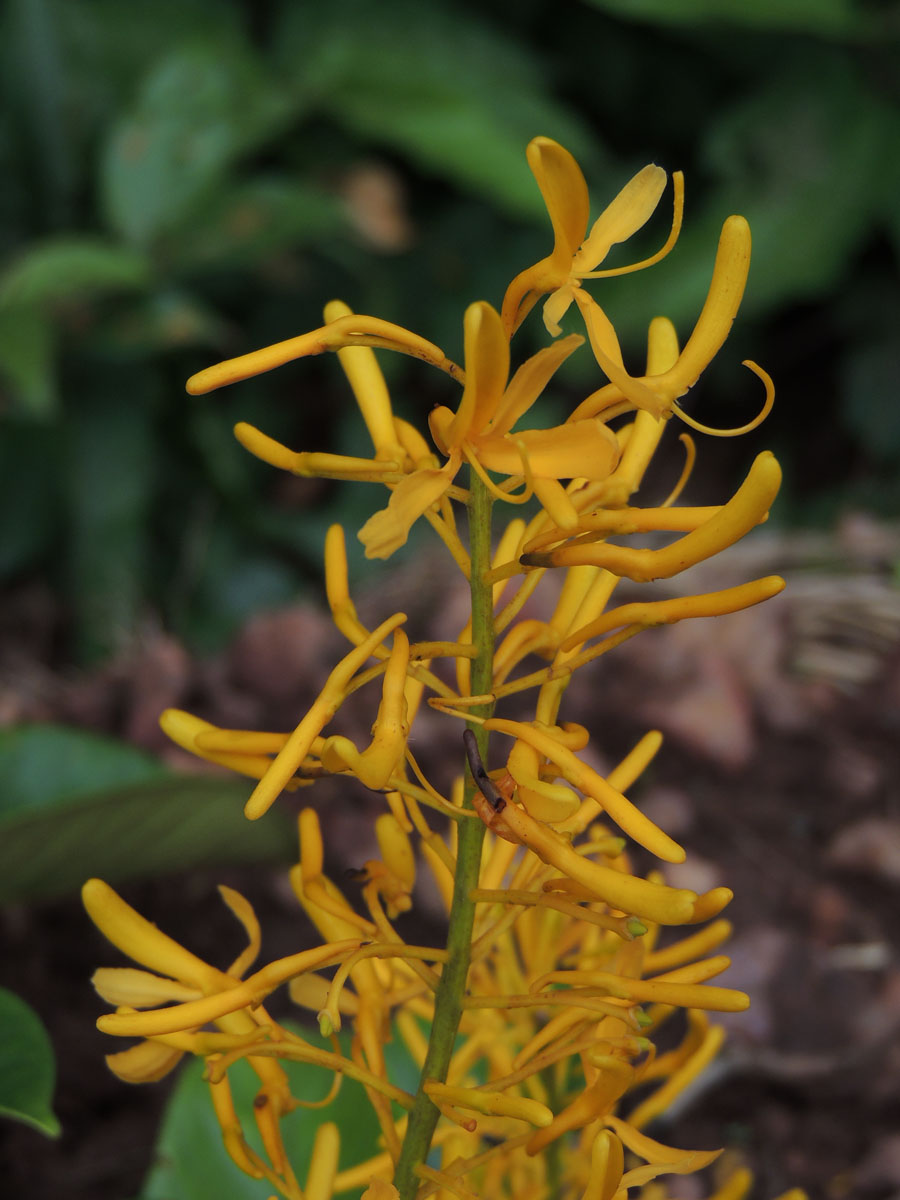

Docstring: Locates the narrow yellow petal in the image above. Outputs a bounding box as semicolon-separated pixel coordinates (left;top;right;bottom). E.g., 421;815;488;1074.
445;301;509;446
358;455;460;560
574;164;667;272
104;1040;184;1084
83;879;224;992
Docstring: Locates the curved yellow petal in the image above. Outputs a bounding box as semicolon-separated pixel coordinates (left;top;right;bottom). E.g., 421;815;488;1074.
528;137;591;267
444;301;509;447
573;164;667;273
83;879;224;992
477;421;619;481
105;1040;185;1084
358;454;460;559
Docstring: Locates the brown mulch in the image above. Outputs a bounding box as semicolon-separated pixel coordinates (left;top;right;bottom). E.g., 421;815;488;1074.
2;516;900;1200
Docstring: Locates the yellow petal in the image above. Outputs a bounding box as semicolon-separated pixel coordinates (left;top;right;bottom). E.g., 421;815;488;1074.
582;1129;625;1200
604;1114;722;1168
324;300;401;458
104;1040;184;1084
527;137;591;266
83;879;224;992
305;1122;340;1200
489;333;584;436
219;886;261;979
444;301;509;447
358;454;460;559
574;164;667;273
91;967;201;1008
477;421;618;481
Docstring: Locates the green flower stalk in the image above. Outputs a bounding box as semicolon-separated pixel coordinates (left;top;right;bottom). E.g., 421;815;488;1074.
83;136;804;1200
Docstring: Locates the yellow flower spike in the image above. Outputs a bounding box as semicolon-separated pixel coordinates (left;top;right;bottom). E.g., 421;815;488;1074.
581;1129;625;1200
208;1070;266;1179
324;300;405;461
90;968;201;1008
523;451;781;577
320;628;410;789
424;1081;554;1128
244;612;406;819
83;879;227;993
103;1039;184;1084
304;1121;340;1200
486;719;684;863
95;939;362;1037
628;1021;726;1130
186;312;463;396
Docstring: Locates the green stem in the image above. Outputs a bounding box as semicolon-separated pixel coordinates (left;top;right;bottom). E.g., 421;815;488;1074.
394;469;494;1199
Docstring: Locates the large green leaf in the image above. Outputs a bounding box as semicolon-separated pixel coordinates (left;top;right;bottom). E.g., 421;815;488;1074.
0;237;151;307
0;303;56;417
141;1026;420;1200
581;0;867;37
0;987;60;1138
169;177;346;271
101;43;293;246
0;725;293;903
281;0;598;219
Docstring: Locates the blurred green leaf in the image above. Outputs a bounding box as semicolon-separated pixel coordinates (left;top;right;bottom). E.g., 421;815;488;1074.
599;53;893;345
0;724;293;903
171;177;345;271
0;237;151;307
842;334;900;463
0;420;59;569
282;0;598;219
102;44;293;246
141;1024;418;1200
0;988;60;1138
581;0;866;36
0;303;56;416
62;372;157;661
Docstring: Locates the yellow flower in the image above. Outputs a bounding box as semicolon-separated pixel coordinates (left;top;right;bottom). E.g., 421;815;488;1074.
360;299;620;558
501;137;683;337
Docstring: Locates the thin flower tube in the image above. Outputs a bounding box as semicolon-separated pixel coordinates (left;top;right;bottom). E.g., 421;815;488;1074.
82;134;809;1200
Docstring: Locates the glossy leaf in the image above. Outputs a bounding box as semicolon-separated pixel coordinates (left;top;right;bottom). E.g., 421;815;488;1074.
0;725;293;903
0;988;60;1138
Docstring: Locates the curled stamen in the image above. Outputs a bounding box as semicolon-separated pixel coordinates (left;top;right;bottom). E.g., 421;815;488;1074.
660;433;696;508
672;361;774;438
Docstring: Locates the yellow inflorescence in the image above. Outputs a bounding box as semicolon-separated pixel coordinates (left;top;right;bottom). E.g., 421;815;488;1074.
85;137;805;1200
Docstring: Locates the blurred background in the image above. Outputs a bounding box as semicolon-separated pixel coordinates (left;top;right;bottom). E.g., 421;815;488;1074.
1;0;899;1197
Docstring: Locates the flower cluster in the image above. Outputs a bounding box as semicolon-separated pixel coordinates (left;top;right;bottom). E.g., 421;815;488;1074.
84;137;803;1200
